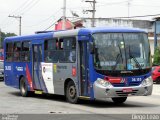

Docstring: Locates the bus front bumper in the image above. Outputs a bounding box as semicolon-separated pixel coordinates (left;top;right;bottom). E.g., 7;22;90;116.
93;79;153;100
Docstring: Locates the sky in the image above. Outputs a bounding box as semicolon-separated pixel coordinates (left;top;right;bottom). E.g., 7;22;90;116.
0;0;160;35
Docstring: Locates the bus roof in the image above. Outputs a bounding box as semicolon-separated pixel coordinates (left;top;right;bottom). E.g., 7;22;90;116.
4;32;53;42
4;27;146;42
79;27;146;34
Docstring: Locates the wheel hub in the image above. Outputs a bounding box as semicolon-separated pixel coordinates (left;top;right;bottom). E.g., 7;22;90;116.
69;86;76;98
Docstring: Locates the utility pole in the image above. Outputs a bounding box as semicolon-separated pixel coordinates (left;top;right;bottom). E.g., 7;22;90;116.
62;0;66;30
0;29;2;48
154;20;157;52
127;0;132;18
85;0;96;27
8;15;22;36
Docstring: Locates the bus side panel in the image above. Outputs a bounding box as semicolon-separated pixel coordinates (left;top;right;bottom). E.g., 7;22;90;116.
25;62;34;91
4;63;14;87
5;61;34;91
41;63;54;94
5;62;21;89
53;63;77;95
5;62;31;89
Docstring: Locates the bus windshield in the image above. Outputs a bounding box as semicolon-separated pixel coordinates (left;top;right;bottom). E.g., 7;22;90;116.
93;33;151;71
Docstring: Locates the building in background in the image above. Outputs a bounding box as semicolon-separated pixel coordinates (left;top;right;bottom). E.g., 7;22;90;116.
81;18;160;56
55;17;160;56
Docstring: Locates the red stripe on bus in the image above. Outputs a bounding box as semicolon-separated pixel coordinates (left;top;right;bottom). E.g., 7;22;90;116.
26;64;33;90
105;77;122;83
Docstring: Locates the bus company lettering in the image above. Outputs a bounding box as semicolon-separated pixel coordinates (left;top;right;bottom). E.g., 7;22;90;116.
5;66;11;71
132;78;142;82
57;65;67;69
16;66;23;71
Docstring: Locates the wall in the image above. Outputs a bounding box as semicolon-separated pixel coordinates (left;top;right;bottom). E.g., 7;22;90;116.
83;18;152;32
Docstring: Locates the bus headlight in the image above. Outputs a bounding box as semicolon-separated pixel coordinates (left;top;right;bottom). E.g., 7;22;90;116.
96;78;112;87
141;76;153;86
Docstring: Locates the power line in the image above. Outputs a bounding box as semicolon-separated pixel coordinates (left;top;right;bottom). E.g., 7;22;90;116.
66;1;127;10
9;0;40;15
131;4;160;8
44;20;59;31
110;13;160;19
97;0;128;6
20;0;41;15
11;0;33;15
67;13;160;19
17;0;38;15
0;0;36;27
23;9;62;28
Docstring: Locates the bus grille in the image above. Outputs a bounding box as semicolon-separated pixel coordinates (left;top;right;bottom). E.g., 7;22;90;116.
112;82;140;87
115;90;138;97
128;82;140;86
112;83;125;87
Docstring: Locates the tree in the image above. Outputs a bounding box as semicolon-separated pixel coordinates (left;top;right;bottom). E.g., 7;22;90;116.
0;31;17;48
153;47;160;66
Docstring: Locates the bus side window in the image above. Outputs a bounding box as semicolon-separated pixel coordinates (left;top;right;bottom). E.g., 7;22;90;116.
59;37;76;63
6;42;13;62
44;39;58;62
13;42;21;62
52;39;58;62
71;39;76;62
65;38;76;62
59;39;65;62
22;41;30;62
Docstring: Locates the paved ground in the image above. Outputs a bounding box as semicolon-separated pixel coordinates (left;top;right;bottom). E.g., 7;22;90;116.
0;81;160;119
152;84;160;95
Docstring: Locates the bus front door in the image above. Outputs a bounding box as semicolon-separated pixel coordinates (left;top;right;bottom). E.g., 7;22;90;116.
32;44;43;90
79;41;89;96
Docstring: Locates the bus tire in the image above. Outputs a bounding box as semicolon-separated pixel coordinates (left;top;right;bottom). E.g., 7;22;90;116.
112;97;127;104
66;81;78;104
20;77;29;97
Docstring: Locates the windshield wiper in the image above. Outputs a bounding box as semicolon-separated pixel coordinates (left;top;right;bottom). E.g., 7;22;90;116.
129;45;142;70
112;45;123;71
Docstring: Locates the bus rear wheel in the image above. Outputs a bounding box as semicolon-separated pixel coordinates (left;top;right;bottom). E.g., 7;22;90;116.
66;81;78;104
112;97;127;104
20;77;29;97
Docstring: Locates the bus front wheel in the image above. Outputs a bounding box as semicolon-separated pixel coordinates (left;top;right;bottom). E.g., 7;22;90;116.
112;97;127;104
66;81;78;104
20;77;29;97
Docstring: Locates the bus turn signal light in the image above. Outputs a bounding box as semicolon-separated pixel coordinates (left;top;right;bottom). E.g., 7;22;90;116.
72;67;76;77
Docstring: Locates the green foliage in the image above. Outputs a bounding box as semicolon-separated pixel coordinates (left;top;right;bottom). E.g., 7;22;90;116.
0;31;17;48
1;32;17;40
153;47;160;66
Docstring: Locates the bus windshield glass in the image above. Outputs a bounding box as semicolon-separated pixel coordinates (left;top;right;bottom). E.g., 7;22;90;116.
93;33;151;71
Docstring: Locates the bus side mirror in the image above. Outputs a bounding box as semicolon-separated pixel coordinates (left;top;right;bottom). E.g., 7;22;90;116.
89;42;95;54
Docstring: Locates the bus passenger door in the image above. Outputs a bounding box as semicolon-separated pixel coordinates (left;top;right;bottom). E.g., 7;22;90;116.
79;41;89;96
32;44;43;90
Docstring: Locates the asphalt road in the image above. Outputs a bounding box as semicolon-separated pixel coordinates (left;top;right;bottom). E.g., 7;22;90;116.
0;81;160;120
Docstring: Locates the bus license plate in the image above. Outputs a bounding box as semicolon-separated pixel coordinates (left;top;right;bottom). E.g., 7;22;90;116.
122;88;133;93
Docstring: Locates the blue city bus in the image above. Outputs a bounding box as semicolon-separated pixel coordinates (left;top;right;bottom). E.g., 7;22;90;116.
4;27;153;104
